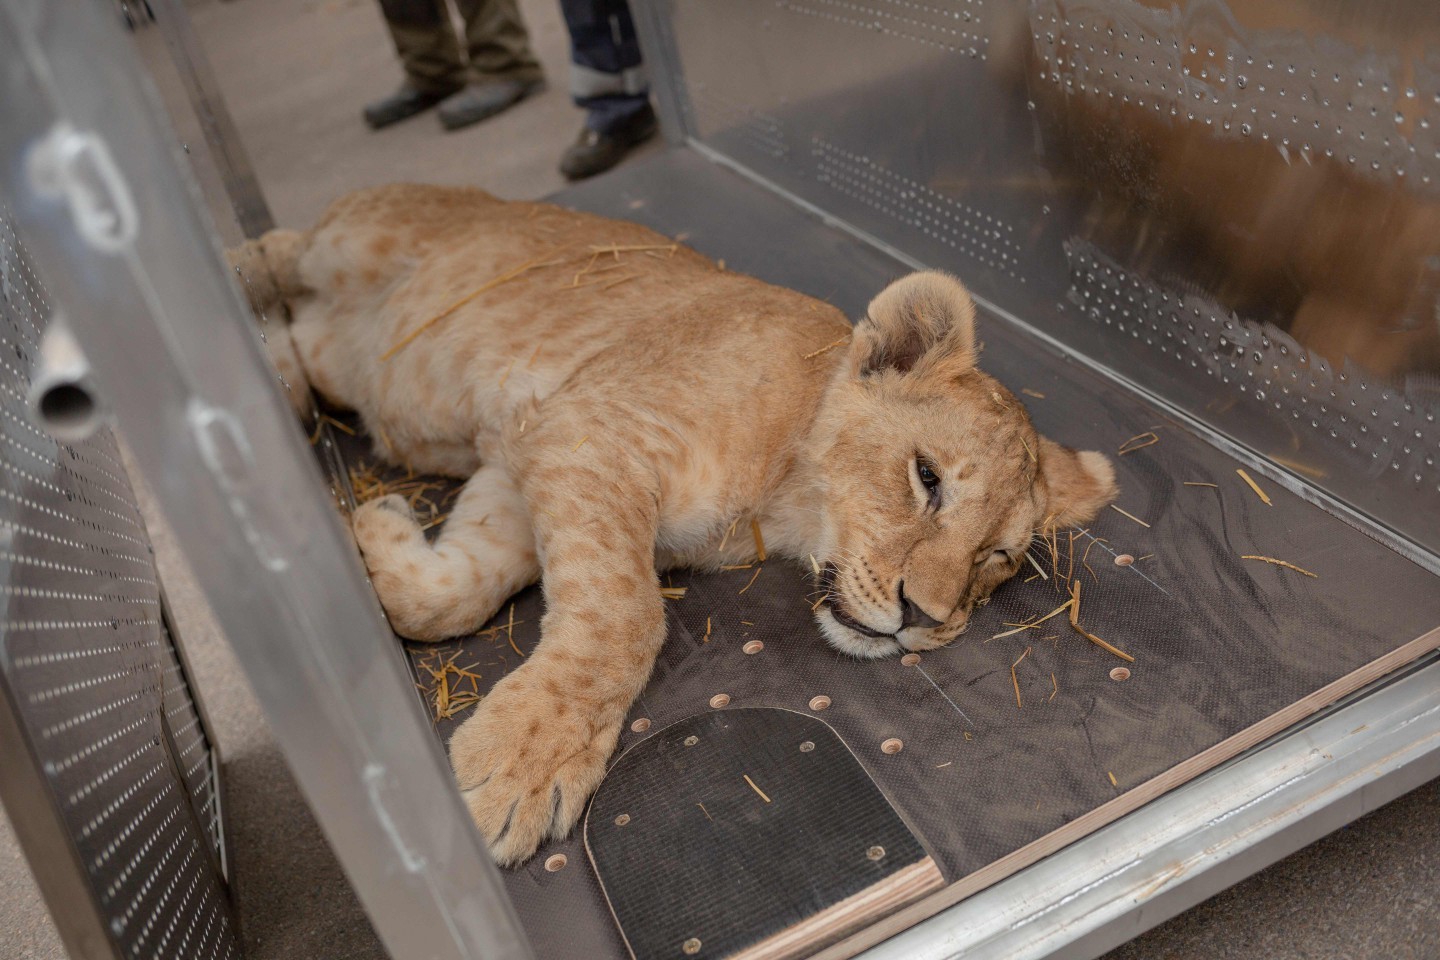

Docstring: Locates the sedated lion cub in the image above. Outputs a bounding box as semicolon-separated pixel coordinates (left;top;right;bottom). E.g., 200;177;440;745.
234;184;1118;865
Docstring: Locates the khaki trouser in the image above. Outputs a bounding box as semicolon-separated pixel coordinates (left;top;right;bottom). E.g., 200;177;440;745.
379;0;542;93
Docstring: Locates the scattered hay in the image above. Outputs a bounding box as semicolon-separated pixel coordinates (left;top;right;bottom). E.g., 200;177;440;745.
1236;468;1272;506
1241;555;1318;578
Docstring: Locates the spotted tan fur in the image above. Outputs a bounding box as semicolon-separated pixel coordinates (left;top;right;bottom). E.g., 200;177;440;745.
232;184;1118;865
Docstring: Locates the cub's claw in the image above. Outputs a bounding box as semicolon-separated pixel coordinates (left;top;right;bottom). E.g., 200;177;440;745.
449;669;618;866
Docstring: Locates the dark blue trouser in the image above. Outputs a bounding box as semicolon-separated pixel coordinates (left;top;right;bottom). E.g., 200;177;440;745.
559;0;651;134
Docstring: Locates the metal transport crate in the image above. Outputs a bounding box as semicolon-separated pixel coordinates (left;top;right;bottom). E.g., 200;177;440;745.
1;0;1438;958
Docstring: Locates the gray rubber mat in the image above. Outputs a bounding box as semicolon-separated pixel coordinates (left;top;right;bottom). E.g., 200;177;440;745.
327;152;1440;960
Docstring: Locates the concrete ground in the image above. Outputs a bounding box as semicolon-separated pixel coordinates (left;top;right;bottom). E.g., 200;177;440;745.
1;0;1437;958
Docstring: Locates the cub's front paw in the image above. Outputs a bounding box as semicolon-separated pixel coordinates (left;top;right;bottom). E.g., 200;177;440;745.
450;669;619;866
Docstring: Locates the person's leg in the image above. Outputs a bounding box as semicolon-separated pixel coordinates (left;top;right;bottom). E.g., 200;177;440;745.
456;0;543;82
364;0;466;128
435;0;546;130
558;0;656;179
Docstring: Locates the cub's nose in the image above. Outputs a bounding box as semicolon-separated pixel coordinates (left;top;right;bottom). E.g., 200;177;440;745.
898;581;944;629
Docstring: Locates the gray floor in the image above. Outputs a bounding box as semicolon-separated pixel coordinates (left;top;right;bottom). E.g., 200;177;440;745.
1;1;1437;958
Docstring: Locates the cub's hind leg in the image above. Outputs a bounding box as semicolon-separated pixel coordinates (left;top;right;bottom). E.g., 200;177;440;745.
353;465;538;641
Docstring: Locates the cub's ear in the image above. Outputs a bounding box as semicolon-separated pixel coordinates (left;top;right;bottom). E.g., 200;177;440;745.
1038;438;1118;527
850;271;977;379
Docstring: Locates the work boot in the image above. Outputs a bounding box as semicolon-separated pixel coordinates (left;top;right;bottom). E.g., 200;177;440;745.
559;105;658;181
363;83;457;130
436;77;545;131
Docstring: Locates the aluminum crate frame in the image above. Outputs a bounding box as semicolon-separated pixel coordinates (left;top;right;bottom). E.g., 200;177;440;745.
0;1;1435;959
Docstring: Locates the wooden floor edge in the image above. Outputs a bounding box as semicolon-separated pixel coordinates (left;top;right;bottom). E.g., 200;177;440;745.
807;624;1440;960
730;857;946;960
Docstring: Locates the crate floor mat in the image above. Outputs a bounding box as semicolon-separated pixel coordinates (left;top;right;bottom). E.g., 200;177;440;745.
326;151;1440;960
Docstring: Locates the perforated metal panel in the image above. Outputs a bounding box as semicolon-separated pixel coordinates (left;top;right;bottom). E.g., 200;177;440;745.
0;208;239;960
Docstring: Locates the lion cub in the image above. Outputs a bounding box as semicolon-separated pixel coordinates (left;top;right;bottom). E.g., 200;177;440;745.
233;184;1117;865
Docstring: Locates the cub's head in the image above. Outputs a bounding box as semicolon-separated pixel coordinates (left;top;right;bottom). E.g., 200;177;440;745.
809;271;1117;658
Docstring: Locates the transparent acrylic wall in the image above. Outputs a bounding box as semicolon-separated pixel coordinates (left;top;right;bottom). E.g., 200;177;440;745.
643;0;1440;560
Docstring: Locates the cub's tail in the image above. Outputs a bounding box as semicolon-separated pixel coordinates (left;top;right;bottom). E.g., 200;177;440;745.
226;228;306;316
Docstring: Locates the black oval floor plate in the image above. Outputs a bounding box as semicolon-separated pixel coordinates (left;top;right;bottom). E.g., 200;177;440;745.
584;708;943;960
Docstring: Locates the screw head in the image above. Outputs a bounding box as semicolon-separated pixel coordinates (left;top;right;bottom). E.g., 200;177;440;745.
866;845;886;861
682;937;702;954
1114;554;1134;566
900;653;921;666
799;741;815;752
881;738;904;755
631;717;651;733
808;695;831;711
1110;667;1131;681
614;813;631;827
683;735;699;747
742;640;764;654
709;693;731;708
544;854;567;872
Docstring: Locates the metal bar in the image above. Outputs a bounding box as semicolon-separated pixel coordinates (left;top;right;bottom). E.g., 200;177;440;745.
0;3;533;958
144;0;276;237
629;0;692;145
853;658;1440;960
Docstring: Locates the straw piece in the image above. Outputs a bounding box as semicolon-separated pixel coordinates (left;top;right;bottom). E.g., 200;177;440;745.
802;334;851;360
572;436;589;452
383;247;566;359
525;344;542;369
1021;388;1046;399
810;554;821;577
587;243;677;253
1182;481;1218;488
1020;436;1037;463
1048;672;1058;703
1241;555;1318;578
505;604;523;657
660;587;688;599
1108;771;1118;787
1011;646;1032;709
737;566;762;595
1236;468;1272;506
743;774;772;803
702;616;712;643
1109;504;1151;528
1117;431;1160;455
720;564;753;571
1024;551;1050;580
991;599;1071;639
750;519;767;562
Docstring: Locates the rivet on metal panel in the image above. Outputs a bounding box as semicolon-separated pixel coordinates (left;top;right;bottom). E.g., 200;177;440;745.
742;640;763;654
544;854;567;872
881;738;903;755
709;693;730;708
809;695;831;711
